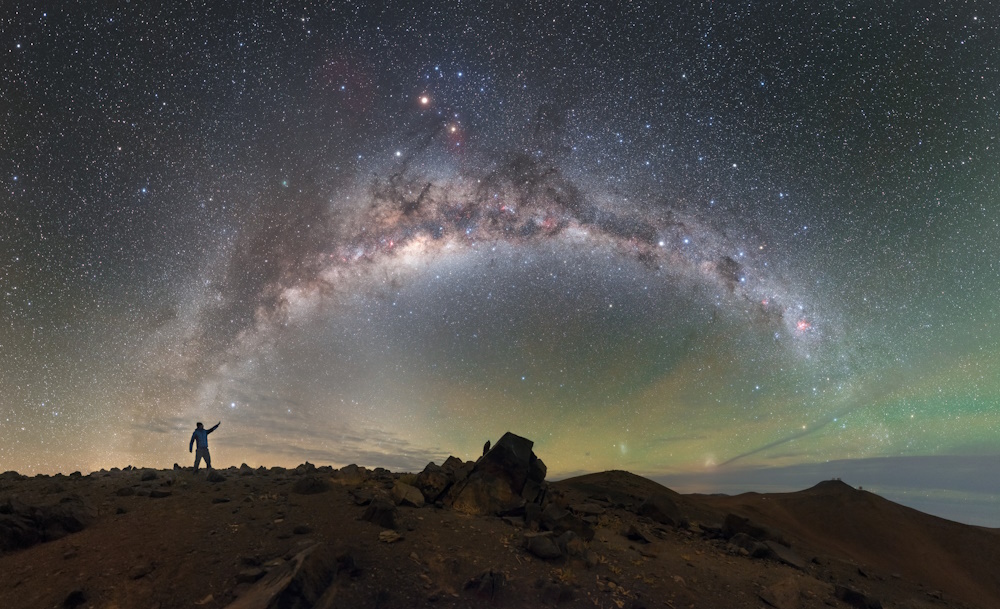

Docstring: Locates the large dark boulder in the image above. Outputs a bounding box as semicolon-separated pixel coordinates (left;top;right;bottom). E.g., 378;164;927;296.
447;471;525;516
361;498;398;529
443;432;548;516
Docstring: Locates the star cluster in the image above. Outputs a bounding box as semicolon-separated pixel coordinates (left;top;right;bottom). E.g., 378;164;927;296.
3;2;999;523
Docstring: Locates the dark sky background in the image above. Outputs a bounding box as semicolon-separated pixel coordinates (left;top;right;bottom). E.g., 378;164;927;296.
3;1;1000;525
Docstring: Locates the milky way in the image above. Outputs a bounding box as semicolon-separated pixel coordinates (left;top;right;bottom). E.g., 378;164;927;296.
3;1;999;524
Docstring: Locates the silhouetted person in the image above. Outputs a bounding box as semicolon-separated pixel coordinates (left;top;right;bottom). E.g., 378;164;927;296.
483;440;491;456
189;421;220;471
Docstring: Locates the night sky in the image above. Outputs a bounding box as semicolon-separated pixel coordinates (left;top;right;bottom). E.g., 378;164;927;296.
4;2;1000;524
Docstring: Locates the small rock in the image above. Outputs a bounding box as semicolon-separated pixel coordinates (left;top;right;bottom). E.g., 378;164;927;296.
525;534;562;560
149;490;172;499
140;470;158;481
625;523;654;544
379;530;403;543
835;585;883;609
206;470;226;483
236;568;266;584
211;497;231;504
464;570;506;600
128;562;153;580
115;487;135;497
63;589;87;608
293;524;313;535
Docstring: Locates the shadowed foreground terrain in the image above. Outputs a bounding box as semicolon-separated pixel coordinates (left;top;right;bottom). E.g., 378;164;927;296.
2;434;998;609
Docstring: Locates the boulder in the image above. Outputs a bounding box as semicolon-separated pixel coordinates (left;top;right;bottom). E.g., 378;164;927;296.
0;496;93;551
391;482;425;508
525;533;562;560
223;543;339;609
361;498;398;529
540;503;594;541
336;464;367;485
441;456;474;482
447;471;525;516
443;432;546;516
206;470;227;483
140;470;157;482
413;462;452;503
293;462;316;476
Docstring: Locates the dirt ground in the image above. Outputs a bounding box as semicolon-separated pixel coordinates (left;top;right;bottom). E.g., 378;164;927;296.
0;466;994;609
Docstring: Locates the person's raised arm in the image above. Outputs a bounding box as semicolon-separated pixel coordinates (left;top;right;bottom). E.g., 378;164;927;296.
208;421;220;433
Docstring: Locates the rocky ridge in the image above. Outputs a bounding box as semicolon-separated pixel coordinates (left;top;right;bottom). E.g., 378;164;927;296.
1;433;997;608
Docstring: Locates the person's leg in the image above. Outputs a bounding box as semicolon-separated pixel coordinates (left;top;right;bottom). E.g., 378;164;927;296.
204;448;212;470
193;450;202;471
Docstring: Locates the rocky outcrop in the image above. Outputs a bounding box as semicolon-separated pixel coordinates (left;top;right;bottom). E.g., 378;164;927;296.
0;496;93;551
224;543;341;609
444;432;547;516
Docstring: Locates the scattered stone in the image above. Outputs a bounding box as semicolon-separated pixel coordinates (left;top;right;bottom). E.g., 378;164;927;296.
540;503;595;541
206;470;227;483
236;568;266;584
149;490;172;499
361;498;398;529
625;523;654;544
764;540;807;570
116;487;136;497
291;476;331;495
212;497;231;504
292;524;312;535
379;530;403;543
539;580;576;604
348;488;374;506
392;481;426;508
759;577;801;609
569;502;606;516
525;533;562;560
464;570;506;600
834;585;883;609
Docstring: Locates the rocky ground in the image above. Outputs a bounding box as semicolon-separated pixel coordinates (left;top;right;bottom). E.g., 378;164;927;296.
1;433;998;609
